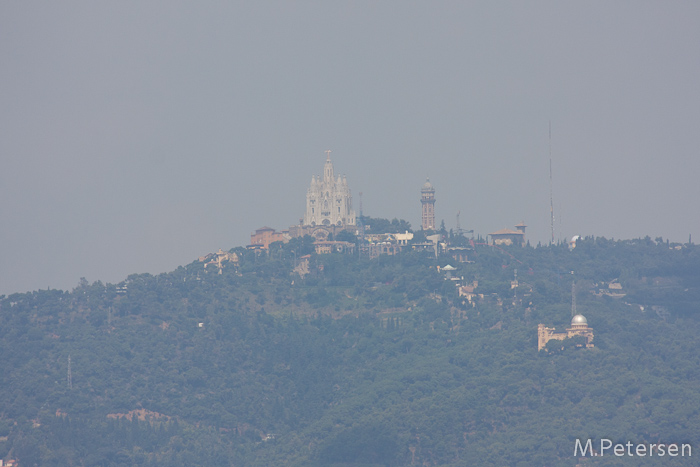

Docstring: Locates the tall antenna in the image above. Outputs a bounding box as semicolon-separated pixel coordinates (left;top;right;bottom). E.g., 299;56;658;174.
67;354;73;389
358;192;366;258
571;271;577;317
454;209;473;238
549;121;555;244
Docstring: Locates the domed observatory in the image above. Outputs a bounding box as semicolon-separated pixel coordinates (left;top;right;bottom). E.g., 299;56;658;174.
570;314;588;328
566;314;594;348
537;314;595;351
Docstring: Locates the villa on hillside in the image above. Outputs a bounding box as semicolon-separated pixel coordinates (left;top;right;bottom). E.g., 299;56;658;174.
248;226;290;250
489;222;527;246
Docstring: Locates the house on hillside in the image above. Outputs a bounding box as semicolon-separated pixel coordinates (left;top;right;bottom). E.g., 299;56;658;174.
369;242;402;259
248;226;290;250
489;222;527;246
313;240;355;255
199;249;240;274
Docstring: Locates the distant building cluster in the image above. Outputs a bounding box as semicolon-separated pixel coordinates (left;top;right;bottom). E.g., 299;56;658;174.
192;150;533;268
238;151;528;260
191;150;598;353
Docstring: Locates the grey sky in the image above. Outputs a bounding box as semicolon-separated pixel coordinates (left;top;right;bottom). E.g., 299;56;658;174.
2;2;699;295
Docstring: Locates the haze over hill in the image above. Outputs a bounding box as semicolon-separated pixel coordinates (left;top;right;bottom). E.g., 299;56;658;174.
2;2;700;295
2;237;699;465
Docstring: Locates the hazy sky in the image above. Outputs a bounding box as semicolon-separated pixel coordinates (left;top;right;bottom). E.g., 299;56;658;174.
2;2;699;295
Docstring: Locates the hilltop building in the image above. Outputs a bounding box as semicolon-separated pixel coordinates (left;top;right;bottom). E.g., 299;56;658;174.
362;231;414;259
412;233;442;257
303;152;355;228
394;231;413;245
440;264;457;279
459;281;482;306
313;240;355;255
248;226;290;250
447;246;472;263
198;249;240;274
421;179;436;230
537;315;595;351
489;222;527;246
369;241;402;259
289;152;356;241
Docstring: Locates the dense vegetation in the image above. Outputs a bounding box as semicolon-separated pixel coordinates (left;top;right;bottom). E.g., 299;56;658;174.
357;216;413;234
1;236;700;466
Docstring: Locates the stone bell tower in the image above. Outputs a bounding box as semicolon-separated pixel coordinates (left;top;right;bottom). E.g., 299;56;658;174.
421;178;436;230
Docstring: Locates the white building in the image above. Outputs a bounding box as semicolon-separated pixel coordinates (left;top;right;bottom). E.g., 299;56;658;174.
303;152;356;228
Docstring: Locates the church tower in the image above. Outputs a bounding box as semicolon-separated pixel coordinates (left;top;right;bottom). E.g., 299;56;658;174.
421;178;436;230
303;151;356;228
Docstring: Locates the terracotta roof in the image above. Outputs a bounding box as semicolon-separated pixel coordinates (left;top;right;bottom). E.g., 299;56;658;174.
489;228;523;236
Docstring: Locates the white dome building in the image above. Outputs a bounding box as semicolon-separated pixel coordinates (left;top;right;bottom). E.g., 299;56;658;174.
570;314;588;328
537;314;595;351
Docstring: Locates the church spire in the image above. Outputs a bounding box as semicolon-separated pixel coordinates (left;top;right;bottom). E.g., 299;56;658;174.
324;150;334;183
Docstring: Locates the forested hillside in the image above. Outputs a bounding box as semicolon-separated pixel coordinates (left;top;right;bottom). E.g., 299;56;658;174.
1;237;700;466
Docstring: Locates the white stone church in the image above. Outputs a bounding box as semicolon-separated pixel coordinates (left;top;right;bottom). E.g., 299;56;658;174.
303;152;356;228
288;152;356;240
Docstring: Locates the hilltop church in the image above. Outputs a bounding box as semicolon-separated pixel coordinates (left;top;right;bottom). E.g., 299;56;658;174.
288;151;356;240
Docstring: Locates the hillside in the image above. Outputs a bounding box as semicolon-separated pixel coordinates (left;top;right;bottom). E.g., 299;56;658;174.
1;237;700;466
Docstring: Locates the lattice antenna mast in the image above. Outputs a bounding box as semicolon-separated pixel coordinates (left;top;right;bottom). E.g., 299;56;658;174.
358;192;365;257
454;210;473;237
549;121;555;244
67;354;73;389
571;271;577;317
